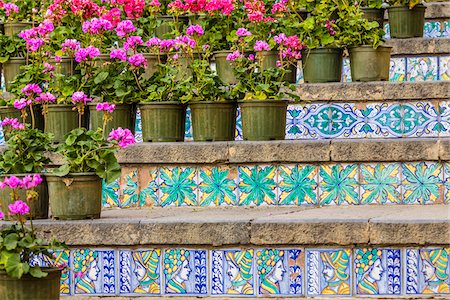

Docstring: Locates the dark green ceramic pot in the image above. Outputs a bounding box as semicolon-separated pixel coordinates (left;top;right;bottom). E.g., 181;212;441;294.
387;5;426;38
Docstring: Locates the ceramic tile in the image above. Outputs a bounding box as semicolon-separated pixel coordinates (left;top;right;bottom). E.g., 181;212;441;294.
35;250;71;295
329;103;366;139
163;249;207;295
185;107;193;141
198;166;238;206
138;166;159;207
406;57;439;81
119;167;140;208
211;249;255;295
443;21;450;37
342;58;352;82
299;103;331;139
318;164;359;206
102;179;120;208
384;23;390;39
135;109;142;143
297;62;304;84
286;104;306;140
255;249;304;296
306;249;352;296
72;249;116;295
363;102;405;138
439;101;450;137
402;162;444;205
444;162;450;204
360;163;402;205
424;21;442;38
405;248;450;295
277;164;318;205
118;249;162;295
238;165;277;206
354;248;401;295
401;102;439;138
159;166;198;206
235;107;242;141
389;57;406;82
439;56;450;80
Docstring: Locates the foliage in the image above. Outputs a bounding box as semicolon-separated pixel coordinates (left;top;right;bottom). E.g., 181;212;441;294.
0;35;27;62
0;0;43;22
386;0;422;9
358;0;384;8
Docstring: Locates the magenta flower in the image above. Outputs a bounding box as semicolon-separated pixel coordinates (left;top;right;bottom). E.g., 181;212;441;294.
35;92;56;103
8;200;30;216
61;39;81;53
4;3;19;17
82;18;113;34
226;50;241;61
26;37;44;52
1;118;24;130
71;91;92;104
124;36;144;51
108;127;136;148
54;55;62;62
21;174;43;189
116;20;136;37
110;49;127;61
0;211;4;219
43;62;55;73
186;25;204;37
75;46;101;63
18;28;37;40
96;102;116;113
128;53;147;67
36;20;55;36
271;0;287;14
146;37;161;47
254;40;270;52
236;28;252;37
22;84;42;97
160;39;175;52
1;176;24;189
14;98;31;110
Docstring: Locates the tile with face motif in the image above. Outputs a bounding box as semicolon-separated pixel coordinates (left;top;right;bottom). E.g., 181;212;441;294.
424;21;442;38
118;249;162;295
163;249;207;295
402;162;444;204
297;62;304;84
72;249;116;295
407;57;438;81
354;248;401;295
444;162;450;204
198;166;238;206
406;248;450;295
102;179;120;208
238;165;277;206
401;102;439;138
278;165;318;205
439;56;450;80
360;163;401;205
33;250;72;295
138;166;158;207
256;249;304;296
319;164;359;206
211;249;255;295
159;166;198;206
389;57;406;82
119;167;140;208
306;249;352;296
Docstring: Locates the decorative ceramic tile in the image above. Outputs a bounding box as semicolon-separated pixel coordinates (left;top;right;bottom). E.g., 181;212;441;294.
364;102;405;138
424;21;442;38
330;103;366;138
443;21;450;37
444;162;450;204
238;165;277;206
406;248;450;295
138;166;158;207
439;56;450;80
72;249;116;295
402;162;444;204
360;163;401;204
211;249;255;295
278;165;318;205
401;102;439;138
306;249;352;296
185;107;193;141
342;58;351;83
198;166;238;206
119;167;140;208
406;57;439;81
297;62;304;84
235;107;242;141
135;109;142;143
102;179;120;208
389;57;406;82
384;23;390;39
439;101;450;137
319;164;359;205
354;248;401;295
163;249;207;295
286;104;306;140
256;249;304;295
159;166;198;206
118;249;162;295
35;250;72;295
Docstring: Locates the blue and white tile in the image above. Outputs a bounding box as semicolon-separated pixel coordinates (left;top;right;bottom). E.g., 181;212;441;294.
443;21;450;37
286;104;308;140
329;103;366;139
389;57;406;82
342;58;352;83
424;21;442;38
439;101;450;137
439;56;450;80
185;107;193;141
297;103;331;139
361;102;404;138
135;109;142;143
407;57;439;81
402;102;439;138
235;107;243;141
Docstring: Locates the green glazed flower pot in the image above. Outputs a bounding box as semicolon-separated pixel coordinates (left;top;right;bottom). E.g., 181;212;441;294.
238;100;288;141
143;53;165;79
139;102;186;142
47;173;102;220
301;48;343;83
214;51;237;85
361;7;385;27
349;45;392;82
155;15;189;38
3;57;27;92
0;174;49;219
88;103;136;134
45;104;81;143
190;101;237;141
387;5;426;38
3;22;32;37
0;268;62;300
257;51;278;71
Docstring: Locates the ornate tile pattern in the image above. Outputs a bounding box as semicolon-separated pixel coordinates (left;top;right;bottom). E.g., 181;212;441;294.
102;179;120;208
138;166;158;207
439;56;450;80
278;165;318;205
159;166;198;206
119;168;140;208
406;57;439;81
402;162;443;204
238;165;277;206
424;21;443;38
319;164;359;205
360;163;401;205
198;166;238;206
389;57;406;81
445;163;450;204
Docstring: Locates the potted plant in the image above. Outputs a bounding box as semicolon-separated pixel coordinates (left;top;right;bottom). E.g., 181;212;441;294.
387;0;426;38
0;199;66;299
48;126;135;220
0;1;35;37
358;0;385;27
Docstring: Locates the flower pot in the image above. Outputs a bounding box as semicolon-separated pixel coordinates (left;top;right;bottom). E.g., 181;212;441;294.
143;53;164;79
3;22;32;37
93;54;110;68
0;268;62;300
3;57;27;91
214;51;237;85
349;45;392;82
155;15;189;38
49;56;76;76
361;7;385;27
301;48;343;83
0;174;49;219
284;62;298;84
257;51;279;71
88;103;136;134
139;102;186;142
0;105;44;132
238;100;288;141
0;105;21;122
47;173;102;220
387;5;426;38
190;101;237;141
45;104;81;143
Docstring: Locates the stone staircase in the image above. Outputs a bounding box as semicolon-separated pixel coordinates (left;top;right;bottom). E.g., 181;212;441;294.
1;1;450;299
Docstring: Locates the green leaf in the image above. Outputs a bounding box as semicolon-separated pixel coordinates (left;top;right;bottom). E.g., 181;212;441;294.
4;233;19;250
94;71;109;84
29;266;48;278
52;164;70;177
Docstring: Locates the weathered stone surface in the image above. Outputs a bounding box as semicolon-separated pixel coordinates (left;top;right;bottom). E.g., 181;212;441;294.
385;38;450;56
440;138;450;160
425;1;450;18
331;138;440;162
382;81;449;101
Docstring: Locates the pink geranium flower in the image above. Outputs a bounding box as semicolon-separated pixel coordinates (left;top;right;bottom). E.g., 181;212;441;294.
108;127;136;148
186;25;204;37
13;98;32;110
96;102;116;113
8;200;30;216
110;49;127;61
71;91;92;104
254;40;270;51
128;53;147;67
1;118;24;130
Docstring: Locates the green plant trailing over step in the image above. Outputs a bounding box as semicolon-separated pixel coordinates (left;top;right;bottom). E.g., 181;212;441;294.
387;0;423;9
358;0;384;9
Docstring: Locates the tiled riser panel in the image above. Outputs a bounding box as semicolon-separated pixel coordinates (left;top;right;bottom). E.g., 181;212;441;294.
41;247;450;297
103;161;450;208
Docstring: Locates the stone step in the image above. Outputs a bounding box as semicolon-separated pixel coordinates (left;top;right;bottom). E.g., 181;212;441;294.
385;38;449;56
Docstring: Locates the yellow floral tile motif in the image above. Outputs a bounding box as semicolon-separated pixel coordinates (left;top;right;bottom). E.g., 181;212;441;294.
238;165;276;206
119;168;139;208
402;162;443;204
138;166;158;207
319;164;359;205
360;164;401;204
159;166;197;206
198;166;238;206
278;165;318;205
445;163;450;204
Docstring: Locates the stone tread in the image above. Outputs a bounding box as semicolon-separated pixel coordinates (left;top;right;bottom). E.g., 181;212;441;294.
385;38;450;55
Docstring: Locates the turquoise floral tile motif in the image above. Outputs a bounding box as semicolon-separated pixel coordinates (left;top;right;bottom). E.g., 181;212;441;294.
185;107;193;141
138;166;158;207
402;102;439;138
102;179;120;208
402;162;443;204
238;165;277;206
439;56;450;80
134;109;142;143
424;21;442;38
319;164;359;205
119;168;140;208
444;163;450;204
360;163;401;205
159;166;197;206
278;165;318;205
407;57;439;81
198;166;238;206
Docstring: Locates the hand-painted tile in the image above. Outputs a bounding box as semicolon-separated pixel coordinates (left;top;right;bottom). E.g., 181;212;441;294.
297;62;304;84
360;163;401;204
256;249;304;295
342;58;352;82
354;248;401;295
402;162;444;204
238;165;277;206
389;57;406;82
424;21;442;38
198;166;238;206
102;179;120;208
295;103;330;139
402;102;439;138
406;248;450;295
286;104;307;140
185;107;193;141
406;57;439;81
72;249;116;295
319;164;359;205
278;165;318;205
35;250;71;295
329;103;366;138
138;166;158;207
119;167;140;208
211;249;255;295
135;109;142;143
306;249;352;296
444;162;450;204
363;102;403;138
235;107;242;141
443;21;450;37
384;23;390;39
439;56;450;80
163;249;207;295
159;166;197;206
119;249;161;295
439;101;450;137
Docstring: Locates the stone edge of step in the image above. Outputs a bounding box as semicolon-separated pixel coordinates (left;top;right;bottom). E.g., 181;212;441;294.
385;38;450;56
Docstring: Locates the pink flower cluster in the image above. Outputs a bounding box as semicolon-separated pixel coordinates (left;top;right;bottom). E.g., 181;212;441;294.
4;3;19;17
1;118;24;130
226;50;241;61
168;0;234;15
108;127;136;148
8;200;30;216
102;8;121;27
75;46;101;63
128;53;147;67
0;174;43;190
96;102;116;113
71;91;92;104
186;24;204;37
111;0;145;19
271;0;287;14
236;27;252;37
274;33;304;59
326;20;336;36
70;0;102;20
110;48;127;61
124;36;144;51
18;20;54;52
14;98;32;110
22;84;42;97
254;40;270;52
146;37;161;48
115;20;136;37
82;18;113;34
61;39;81;54
0;210;3;219
35;92;57;103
